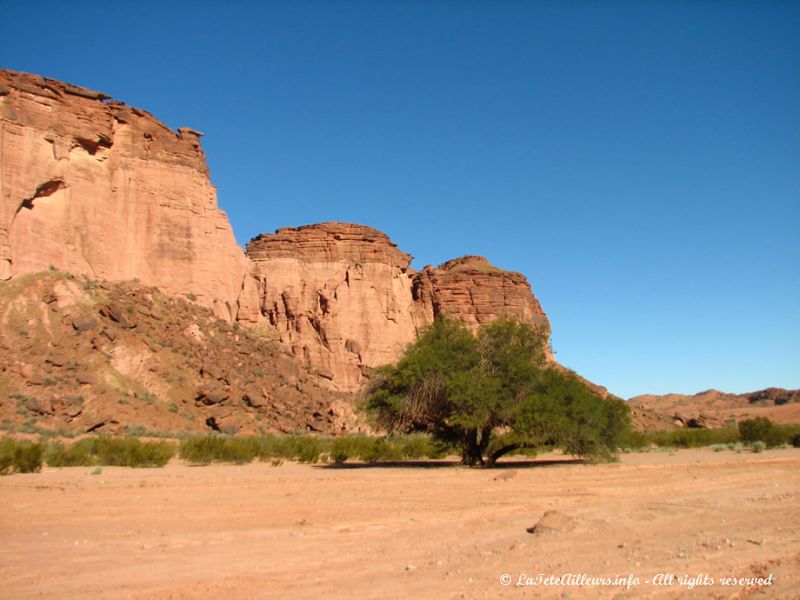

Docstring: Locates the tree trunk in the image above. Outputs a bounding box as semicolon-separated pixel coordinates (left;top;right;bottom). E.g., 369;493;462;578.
461;428;484;466
478;425;492;455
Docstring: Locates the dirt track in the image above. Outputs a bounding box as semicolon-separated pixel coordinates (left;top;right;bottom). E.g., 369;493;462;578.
1;449;799;599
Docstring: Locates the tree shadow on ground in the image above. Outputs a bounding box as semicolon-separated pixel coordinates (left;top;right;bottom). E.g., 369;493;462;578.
314;457;586;470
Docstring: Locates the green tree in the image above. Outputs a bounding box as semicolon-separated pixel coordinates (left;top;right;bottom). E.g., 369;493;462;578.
363;317;630;466
738;417;785;447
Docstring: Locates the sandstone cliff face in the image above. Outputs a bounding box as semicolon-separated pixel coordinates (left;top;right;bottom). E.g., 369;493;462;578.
1;69;554;395
412;255;550;332
0;69;254;320
247;223;551;391
246;223;428;391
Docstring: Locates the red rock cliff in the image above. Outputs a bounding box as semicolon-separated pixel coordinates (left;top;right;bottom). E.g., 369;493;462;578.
246;223;429;390
412;255;550;332
2;70;554;394
247;223;552;391
0;69;254;320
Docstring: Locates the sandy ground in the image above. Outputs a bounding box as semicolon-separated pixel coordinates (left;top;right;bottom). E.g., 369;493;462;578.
1;449;799;600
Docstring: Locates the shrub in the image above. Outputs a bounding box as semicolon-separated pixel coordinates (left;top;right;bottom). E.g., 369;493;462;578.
326;435;403;463
738;417;790;448
330;437;352;464
394;433;443;459
96;437;174;467
358;437;400;463
625;427;741;450
0;439;44;474
751;441;766;453
294;437;321;463
791;433;800;448
710;444;727;452
46;437;174;468
45;440;94;466
621;429;650;449
179;436;255;465
17;441;44;472
177;433;453;466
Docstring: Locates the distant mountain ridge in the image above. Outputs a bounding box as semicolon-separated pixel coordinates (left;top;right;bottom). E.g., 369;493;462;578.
629;387;800;430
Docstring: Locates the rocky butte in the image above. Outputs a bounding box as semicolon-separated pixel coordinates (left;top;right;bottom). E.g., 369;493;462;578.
247;224;551;390
1;69;552;395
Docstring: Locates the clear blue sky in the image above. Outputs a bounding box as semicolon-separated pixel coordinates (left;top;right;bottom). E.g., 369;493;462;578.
2;0;798;398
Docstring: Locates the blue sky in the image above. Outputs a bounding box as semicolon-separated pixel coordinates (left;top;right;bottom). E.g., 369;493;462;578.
2;0;798;398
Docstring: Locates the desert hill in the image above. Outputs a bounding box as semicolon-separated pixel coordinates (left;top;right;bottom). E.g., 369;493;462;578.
629;388;800;430
0;271;352;435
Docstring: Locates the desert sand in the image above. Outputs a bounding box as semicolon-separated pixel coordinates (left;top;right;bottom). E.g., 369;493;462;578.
1;449;798;599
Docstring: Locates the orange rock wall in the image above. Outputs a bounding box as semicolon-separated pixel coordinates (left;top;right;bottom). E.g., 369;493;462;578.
1;69;552;393
247;225;552;391
0;69;254;320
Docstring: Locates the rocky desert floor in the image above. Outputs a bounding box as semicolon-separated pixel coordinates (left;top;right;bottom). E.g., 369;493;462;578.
1;449;799;600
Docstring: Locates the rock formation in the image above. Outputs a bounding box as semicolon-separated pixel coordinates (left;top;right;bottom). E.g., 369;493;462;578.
0;272;351;435
411;255;550;333
0;69;256;321
247;223;427;390
629;387;800;429
1;69;553;394
246;223;551;391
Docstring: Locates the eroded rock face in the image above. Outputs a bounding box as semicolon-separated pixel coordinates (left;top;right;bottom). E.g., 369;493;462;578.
1;69;554;395
247;223;429;391
412;255;550;332
0;69;254;320
247;223;552;391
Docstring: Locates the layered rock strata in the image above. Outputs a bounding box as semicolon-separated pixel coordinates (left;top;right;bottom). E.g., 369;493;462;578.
0;69;255;320
1;69;553;394
246;223;551;391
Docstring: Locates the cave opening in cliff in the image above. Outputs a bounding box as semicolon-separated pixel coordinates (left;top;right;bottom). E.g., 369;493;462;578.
17;178;67;213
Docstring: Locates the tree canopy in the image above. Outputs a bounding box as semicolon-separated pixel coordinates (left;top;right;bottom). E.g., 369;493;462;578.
363;317;630;466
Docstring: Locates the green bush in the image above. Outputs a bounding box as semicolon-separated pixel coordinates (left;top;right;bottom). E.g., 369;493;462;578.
330;437;352;463
178;433;450;466
0;439;44;474
179;435;256;465
791;432;800;448
46;437;174;468
96;437;174;467
0;440;14;473
394;433;449;459
253;435;321;463
624;427;739;450
739;417;774;444
359;437;401;462
737;418;794;448
751;441;766;453
45;440;94;466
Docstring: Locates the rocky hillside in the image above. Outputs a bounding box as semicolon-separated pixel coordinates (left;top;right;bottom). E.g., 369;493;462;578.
629;388;800;429
0;271;352;436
